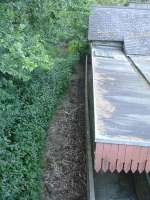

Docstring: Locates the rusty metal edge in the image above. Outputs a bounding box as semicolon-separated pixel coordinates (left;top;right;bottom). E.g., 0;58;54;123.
85;55;96;200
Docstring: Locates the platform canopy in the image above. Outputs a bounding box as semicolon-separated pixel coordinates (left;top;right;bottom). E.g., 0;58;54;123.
92;44;150;174
89;4;150;173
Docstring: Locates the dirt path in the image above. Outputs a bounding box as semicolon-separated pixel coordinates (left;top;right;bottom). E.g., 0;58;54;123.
42;64;87;200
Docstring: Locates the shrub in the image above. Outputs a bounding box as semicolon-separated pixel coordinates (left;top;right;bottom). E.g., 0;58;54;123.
0;58;75;199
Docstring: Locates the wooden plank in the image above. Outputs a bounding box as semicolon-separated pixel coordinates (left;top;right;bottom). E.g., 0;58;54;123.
95;144;103;172
138;147;148;173
95;143;150;173
109;144;118;173
124;146;133;173
102;144;112;172
116;145;126;173
131;146;140;173
146;149;150;173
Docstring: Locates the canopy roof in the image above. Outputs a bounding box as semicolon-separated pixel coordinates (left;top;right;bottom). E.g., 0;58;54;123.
92;44;150;173
89;4;150;173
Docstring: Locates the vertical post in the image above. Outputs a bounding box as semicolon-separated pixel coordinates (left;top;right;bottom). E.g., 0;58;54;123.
85;56;95;200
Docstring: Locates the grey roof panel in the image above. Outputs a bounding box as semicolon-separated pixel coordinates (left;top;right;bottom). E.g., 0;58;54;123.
88;6;150;42
124;34;150;55
128;2;150;8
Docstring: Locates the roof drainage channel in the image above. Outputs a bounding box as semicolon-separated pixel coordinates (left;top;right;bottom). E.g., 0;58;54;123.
127;55;150;85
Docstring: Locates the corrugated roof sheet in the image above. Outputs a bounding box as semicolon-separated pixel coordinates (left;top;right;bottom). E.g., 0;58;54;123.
92;45;150;147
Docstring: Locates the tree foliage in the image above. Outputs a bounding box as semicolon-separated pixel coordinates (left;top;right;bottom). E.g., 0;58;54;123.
0;0;127;199
0;0;88;199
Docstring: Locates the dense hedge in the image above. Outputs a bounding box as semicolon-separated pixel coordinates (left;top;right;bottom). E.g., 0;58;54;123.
0;58;74;199
0;0;126;199
0;0;88;199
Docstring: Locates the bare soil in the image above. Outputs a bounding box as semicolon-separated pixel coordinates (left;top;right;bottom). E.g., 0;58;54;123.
42;64;87;200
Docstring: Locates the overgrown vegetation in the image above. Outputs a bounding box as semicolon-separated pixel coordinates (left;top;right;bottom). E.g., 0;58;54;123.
0;0;127;199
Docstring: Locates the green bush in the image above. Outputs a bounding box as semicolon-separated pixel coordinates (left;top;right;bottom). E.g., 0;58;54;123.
0;58;73;199
0;1;80;199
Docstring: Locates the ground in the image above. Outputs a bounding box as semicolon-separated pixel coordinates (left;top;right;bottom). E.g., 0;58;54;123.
41;64;87;200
